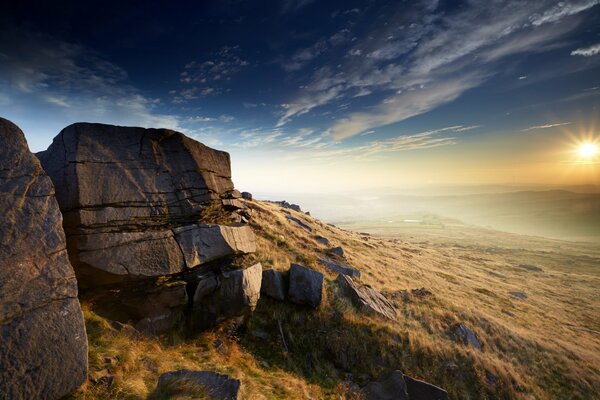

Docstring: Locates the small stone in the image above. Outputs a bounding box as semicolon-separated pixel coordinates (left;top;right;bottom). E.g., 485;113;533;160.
330;246;345;257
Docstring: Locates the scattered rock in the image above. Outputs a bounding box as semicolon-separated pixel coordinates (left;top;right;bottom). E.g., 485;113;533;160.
286;215;314;232
261;269;287;301
315;235;331;246
405;375;449;400
153;370;241;400
510;291;528;299
288;263;323;308
363;370;448;400
275;200;302;212
37;123;248;285
330;246;345;257
0;118;88;399
191;263;262;330
518;264;543;272
363;370;408;400
450;324;481;350
241;191;253;200
337;275;396;320
319;257;361;278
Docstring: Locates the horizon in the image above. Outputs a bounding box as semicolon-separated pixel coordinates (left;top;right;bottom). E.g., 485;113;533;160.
1;0;599;193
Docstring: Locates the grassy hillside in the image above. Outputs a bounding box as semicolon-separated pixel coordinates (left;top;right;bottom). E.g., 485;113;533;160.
73;200;600;399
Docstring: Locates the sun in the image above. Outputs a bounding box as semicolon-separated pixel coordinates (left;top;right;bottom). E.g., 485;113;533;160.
578;143;598;158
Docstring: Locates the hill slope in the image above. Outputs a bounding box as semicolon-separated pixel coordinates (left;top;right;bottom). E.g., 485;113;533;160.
76;199;600;399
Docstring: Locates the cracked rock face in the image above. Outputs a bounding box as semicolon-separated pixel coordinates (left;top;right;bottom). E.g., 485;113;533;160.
37;123;255;285
0;118;88;399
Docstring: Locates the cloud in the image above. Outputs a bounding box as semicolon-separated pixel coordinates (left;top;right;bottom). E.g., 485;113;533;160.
571;43;600;56
175;46;248;102
329;74;486;140
529;0;599;26
0;26;181;144
276;0;599;140
522;122;571;131
187;115;234;123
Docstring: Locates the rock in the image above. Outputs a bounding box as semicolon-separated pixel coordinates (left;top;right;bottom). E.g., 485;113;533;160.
337;275;396;320
261;269;287;301
319;257;361;278
363;370;409;400
154;370;241;400
191;263;262;330
405;375;448;400
37;123;248;285
364;370;447;400
330;246;345;257
411;287;433;298
518;264;543;272
509;291;528;299
241;191;253;200
451;324;481;350
288;264;323;308
222;198;245;211
0;118;88;399
222;189;242;199
118;280;188;319
136;312;183;336
286;215;313;232
174;224;256;269
315;235;330;246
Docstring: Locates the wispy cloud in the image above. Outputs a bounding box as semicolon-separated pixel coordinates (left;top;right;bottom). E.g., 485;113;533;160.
276;0;599;141
522;122;571;131
571;43;600;56
174;46;249;102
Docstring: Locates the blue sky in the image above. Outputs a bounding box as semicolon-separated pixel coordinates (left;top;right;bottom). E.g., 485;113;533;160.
1;0;599;192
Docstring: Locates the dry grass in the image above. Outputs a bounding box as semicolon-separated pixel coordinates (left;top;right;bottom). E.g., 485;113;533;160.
74;200;600;399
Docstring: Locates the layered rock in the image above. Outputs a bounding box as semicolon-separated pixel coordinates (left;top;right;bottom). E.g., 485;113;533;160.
37;123;255;285
0;118;87;399
191;263;262;330
337;275;396;320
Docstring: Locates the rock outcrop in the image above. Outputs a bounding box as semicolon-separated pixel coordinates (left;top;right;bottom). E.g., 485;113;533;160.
37;123;255;285
0;118;88;399
337;275;396;320
154;370;241;399
288;263;323;308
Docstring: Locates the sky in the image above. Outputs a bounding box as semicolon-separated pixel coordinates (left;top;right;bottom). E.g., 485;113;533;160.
1;0;599;194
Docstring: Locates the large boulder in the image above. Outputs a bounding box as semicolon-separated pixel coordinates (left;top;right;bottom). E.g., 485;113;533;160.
191;263;262;330
337;275;396;320
37;123;255;285
0;118;88;399
288;263;323;308
153;370;241;399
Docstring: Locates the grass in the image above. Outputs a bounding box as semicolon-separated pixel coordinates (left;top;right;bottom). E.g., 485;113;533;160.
73;200;600;399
